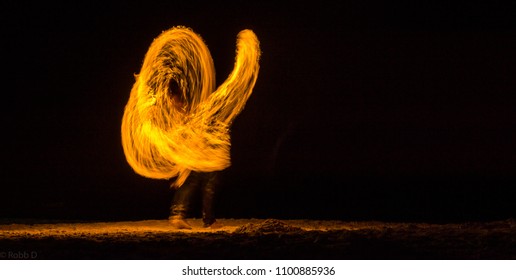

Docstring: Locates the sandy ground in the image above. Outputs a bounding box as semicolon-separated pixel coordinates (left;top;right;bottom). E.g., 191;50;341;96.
1;219;515;259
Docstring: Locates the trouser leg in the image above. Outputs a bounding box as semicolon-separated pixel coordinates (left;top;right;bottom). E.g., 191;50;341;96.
170;172;201;219
202;171;219;226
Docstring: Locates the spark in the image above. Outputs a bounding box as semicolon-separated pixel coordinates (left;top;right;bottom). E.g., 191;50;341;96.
121;26;260;187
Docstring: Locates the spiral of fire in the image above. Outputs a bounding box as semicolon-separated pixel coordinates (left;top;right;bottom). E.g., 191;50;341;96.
121;26;260;187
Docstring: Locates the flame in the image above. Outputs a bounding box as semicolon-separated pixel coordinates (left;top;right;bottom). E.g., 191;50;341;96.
121;26;260;187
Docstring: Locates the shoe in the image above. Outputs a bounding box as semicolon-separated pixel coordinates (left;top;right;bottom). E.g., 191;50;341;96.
169;217;192;229
204;220;223;229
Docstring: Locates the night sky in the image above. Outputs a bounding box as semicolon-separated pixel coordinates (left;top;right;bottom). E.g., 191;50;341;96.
2;1;515;222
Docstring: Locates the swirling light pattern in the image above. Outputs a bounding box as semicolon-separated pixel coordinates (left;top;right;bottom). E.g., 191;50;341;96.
121;26;260;187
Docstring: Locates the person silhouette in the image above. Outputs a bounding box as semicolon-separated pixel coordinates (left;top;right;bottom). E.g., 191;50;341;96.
121;27;260;230
166;79;221;229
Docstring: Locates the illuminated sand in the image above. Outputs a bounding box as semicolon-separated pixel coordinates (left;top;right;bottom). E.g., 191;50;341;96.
1;219;514;259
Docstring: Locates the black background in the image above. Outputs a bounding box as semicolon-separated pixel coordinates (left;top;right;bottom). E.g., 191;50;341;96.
2;1;515;222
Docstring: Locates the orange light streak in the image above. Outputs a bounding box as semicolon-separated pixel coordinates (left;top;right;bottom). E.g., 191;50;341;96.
121;26;260;187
